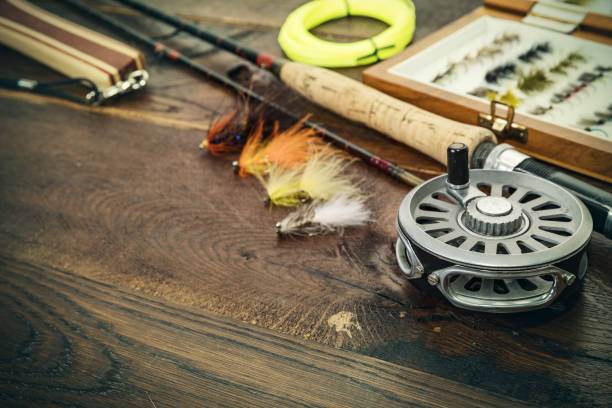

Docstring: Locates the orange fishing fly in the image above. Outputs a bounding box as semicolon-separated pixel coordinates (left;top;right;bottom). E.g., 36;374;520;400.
235;116;324;177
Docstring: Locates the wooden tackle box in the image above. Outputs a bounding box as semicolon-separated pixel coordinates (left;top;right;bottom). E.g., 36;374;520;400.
363;0;612;182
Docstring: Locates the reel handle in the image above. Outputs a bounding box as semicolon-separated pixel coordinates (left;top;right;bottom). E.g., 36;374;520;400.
447;143;470;187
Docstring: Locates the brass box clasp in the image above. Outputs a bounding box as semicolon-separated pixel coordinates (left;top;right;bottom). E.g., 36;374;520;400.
478;101;527;143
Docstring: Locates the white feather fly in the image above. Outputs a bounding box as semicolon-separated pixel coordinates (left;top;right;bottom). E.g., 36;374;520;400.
276;193;371;236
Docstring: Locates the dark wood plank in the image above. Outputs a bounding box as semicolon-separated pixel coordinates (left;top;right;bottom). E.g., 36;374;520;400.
0;255;530;408
0;95;611;406
1;1;611;406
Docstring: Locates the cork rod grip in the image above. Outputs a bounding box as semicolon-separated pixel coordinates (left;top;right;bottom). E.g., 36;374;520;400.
279;61;496;165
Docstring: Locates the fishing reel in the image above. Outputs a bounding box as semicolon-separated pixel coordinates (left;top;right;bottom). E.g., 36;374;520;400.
395;143;592;313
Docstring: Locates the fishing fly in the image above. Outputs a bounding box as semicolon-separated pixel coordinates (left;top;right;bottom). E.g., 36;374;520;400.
549;52;585;75
517;69;553;93
259;165;307;207
517;42;551;62
432;33;518;84
234;117;325;177
275;193;371;236
485;62;516;84
200;107;247;155
486;89;522;108
259;151;362;206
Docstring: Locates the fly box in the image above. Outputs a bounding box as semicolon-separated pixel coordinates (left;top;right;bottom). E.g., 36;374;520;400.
363;0;612;182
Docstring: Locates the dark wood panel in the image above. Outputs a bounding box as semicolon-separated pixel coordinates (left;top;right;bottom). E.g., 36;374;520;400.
0;94;412;347
0;95;611;406
1;1;611;407
0;256;529;408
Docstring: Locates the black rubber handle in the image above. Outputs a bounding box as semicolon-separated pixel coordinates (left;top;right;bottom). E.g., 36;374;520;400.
447;143;469;186
516;159;612;238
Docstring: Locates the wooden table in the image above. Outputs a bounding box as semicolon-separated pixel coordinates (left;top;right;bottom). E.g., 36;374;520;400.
1;1;610;407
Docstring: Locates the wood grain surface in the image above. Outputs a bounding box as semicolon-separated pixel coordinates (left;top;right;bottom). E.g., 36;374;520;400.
0;255;534;408
1;0;611;407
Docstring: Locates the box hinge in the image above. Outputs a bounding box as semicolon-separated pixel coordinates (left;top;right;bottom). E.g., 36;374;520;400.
478;101;527;143
522;1;586;33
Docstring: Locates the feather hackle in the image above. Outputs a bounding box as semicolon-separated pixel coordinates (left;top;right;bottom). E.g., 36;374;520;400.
276;193;371;236
259;151;362;206
236;116;325;177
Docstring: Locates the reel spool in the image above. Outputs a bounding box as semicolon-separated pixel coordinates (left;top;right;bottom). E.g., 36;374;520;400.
395;143;592;313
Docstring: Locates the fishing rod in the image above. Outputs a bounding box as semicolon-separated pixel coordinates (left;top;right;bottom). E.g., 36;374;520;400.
61;0;423;186
109;0;612;238
110;0;496;167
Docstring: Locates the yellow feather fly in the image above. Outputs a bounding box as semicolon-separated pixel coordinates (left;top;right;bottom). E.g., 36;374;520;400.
258;151;361;206
258;165;308;207
299;152;361;201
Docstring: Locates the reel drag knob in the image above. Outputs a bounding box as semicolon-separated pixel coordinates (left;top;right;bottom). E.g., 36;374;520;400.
464;196;523;236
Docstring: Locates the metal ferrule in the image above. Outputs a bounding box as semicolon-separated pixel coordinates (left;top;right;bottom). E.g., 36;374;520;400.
483;143;530;172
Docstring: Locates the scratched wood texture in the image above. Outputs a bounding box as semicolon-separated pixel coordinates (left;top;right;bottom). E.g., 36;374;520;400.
0;255;538;408
1;0;611;407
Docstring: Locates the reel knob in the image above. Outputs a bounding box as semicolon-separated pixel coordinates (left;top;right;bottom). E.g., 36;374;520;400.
447;143;469;188
464;196;523;236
